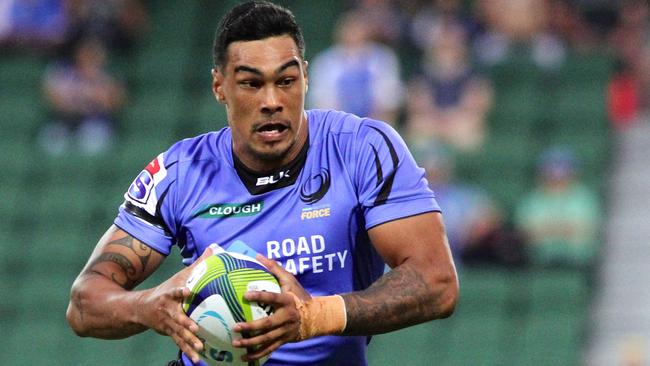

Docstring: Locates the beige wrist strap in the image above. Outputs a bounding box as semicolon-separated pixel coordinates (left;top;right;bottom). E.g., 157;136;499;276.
293;294;347;340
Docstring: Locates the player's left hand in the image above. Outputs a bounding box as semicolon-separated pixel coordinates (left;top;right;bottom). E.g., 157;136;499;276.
231;254;310;362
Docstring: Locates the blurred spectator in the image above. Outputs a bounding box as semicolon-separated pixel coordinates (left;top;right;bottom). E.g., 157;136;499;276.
0;0;69;54
60;0;149;58
39;37;125;156
415;144;525;266
472;0;566;69
607;0;650;129
347;0;407;47
405;23;492;152
409;0;481;53
307;9;404;124
608;59;642;130
546;0;600;52
514;147;601;268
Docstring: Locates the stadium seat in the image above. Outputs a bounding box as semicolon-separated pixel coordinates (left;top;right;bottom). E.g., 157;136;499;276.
368;319;455;366
195;92;229;134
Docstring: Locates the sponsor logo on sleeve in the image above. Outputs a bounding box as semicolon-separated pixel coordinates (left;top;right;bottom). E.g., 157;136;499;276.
125;153;167;215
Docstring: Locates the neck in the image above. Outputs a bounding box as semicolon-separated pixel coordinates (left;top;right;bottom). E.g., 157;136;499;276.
235;112;309;173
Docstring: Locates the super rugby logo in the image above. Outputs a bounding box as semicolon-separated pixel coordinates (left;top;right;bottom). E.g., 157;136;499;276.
300;168;330;204
127;154;167;206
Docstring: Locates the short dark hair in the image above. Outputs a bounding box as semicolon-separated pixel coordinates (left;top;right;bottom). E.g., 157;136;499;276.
213;1;305;69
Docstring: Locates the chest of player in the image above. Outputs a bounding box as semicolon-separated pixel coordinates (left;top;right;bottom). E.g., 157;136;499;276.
177;158;360;285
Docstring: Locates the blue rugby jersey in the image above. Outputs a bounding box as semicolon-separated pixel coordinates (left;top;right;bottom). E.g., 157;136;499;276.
114;109;440;366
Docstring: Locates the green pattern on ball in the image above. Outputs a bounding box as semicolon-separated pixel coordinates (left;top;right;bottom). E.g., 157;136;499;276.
228;269;278;321
183;253;279;322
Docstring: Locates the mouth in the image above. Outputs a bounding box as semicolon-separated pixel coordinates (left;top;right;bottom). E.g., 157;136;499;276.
254;121;290;140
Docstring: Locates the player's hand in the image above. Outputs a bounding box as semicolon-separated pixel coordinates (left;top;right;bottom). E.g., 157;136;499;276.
258;254;311;302
231;254;311;362
134;246;214;364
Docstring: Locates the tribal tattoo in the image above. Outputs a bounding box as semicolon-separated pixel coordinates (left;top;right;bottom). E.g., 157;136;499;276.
86;234;152;289
342;265;434;335
107;235;152;269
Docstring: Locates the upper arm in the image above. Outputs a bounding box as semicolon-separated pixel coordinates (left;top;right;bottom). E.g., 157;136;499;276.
79;225;166;290
367;212;454;272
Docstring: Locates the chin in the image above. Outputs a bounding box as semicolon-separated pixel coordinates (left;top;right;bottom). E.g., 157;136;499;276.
251;144;292;163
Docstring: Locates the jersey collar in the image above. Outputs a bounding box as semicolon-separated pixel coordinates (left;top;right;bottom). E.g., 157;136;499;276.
232;138;310;195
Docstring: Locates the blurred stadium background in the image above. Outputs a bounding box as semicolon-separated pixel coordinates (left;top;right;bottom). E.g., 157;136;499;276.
1;0;649;365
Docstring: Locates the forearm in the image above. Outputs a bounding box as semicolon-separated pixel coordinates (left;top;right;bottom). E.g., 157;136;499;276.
341;260;458;336
67;272;148;339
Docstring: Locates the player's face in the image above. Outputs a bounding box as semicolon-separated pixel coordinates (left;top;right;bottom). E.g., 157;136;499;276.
212;35;309;172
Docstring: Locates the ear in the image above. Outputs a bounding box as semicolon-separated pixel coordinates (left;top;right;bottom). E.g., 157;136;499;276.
302;60;309;93
212;68;226;104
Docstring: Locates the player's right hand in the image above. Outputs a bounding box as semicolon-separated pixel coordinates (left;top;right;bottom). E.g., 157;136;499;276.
134;246;214;364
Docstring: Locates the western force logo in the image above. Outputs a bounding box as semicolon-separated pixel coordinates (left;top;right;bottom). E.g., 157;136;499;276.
300;168;330;204
193;202;264;218
301;205;331;220
125;154;167;214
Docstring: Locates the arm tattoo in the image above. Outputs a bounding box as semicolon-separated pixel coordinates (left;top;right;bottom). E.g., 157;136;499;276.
88;252;137;288
342;265;434;335
107;235;152;270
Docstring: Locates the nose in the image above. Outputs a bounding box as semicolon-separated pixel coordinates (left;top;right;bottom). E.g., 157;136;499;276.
260;87;283;115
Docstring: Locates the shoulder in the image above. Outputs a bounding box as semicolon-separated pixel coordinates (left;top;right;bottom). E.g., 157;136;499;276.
308;109;408;173
161;128;229;167
308;109;396;137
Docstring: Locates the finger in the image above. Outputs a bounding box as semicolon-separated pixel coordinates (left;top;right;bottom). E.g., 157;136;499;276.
256;254;278;269
180;327;204;353
173;308;200;333
170;331;202;364
170;286;190;301
244;289;287;305
166;318;204;359
233;312;278;334
256;255;302;293
255;253;289;278
233;325;289;349
241;338;286;362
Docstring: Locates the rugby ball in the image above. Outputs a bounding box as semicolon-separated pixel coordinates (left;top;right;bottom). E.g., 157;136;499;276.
183;250;281;365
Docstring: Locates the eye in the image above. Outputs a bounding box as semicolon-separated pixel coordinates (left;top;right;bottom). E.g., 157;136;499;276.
277;78;295;87
239;80;262;89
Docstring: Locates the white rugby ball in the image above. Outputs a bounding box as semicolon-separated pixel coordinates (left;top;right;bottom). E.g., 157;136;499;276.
183;251;280;365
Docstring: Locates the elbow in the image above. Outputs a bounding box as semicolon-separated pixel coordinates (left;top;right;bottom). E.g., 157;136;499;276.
66;287;90;337
431;267;459;319
436;279;458;319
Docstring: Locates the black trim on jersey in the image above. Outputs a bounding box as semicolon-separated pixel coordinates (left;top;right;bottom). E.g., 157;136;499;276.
124;201;171;235
163;161;178;175
233;138;310;195
368;126;399;206
155;186;173;233
370;144;383;188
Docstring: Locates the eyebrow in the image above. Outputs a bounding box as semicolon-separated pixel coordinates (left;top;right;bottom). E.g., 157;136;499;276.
233;59;300;76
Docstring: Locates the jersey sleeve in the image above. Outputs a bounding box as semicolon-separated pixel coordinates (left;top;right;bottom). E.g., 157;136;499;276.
353;119;440;230
113;147;180;255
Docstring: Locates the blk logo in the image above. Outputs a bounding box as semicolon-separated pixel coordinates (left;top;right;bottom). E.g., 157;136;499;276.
256;170;291;186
